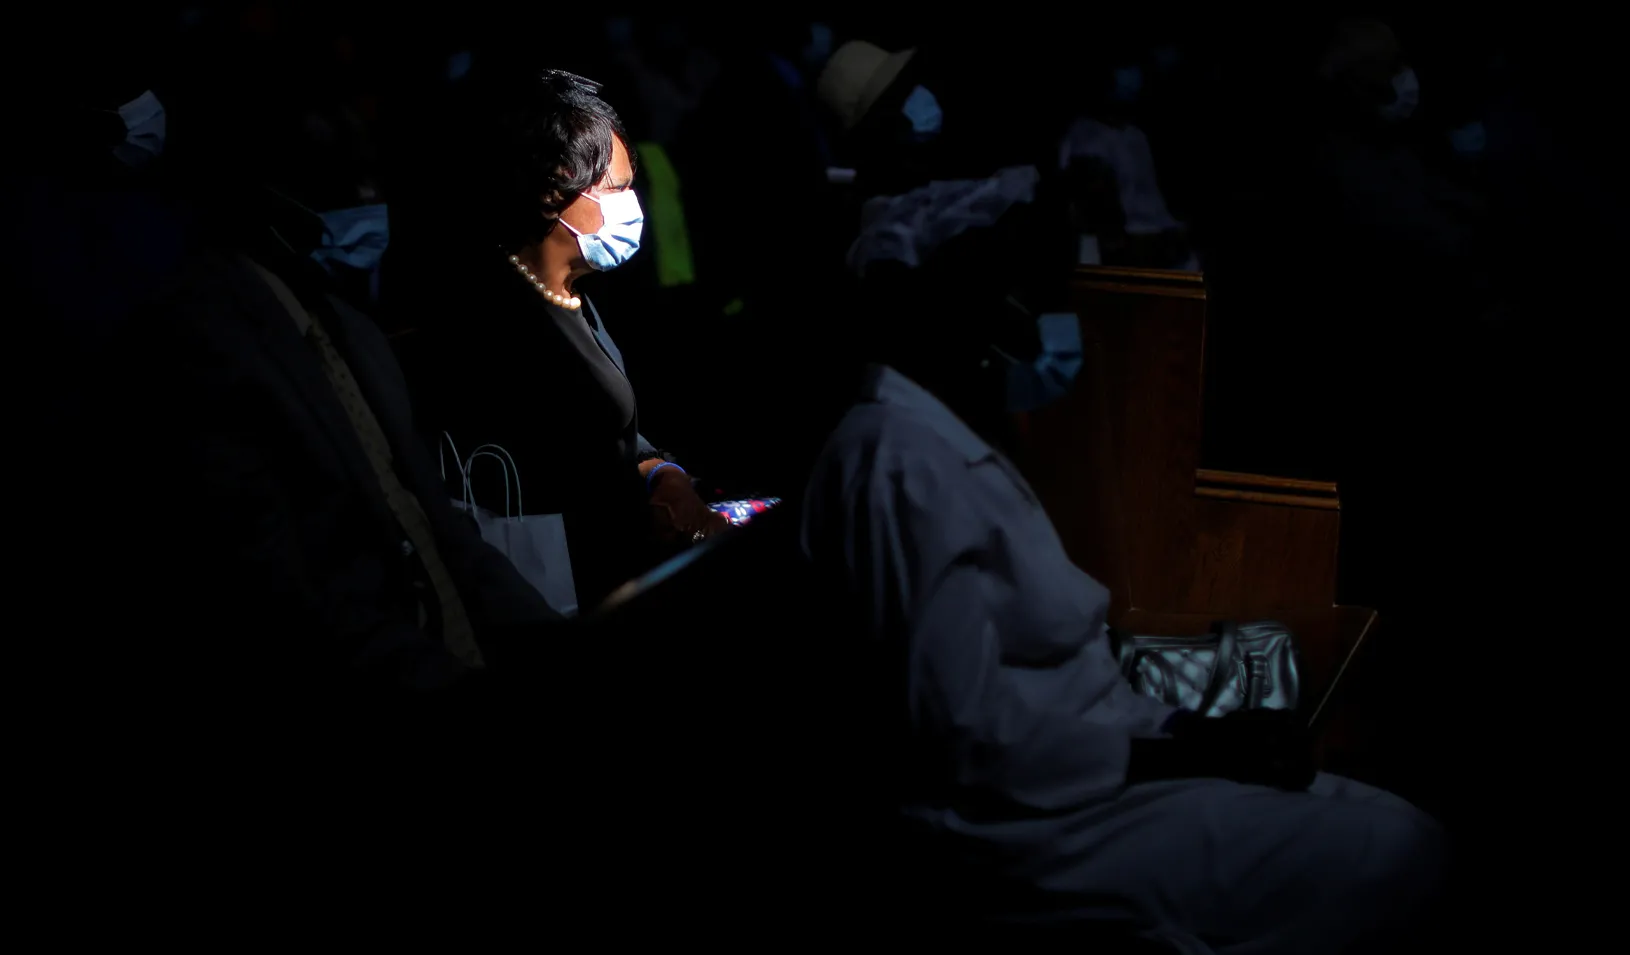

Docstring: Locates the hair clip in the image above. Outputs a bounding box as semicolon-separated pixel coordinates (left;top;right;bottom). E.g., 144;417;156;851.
538;69;602;96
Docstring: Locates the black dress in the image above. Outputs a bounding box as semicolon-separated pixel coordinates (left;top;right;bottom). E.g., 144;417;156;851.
394;251;659;609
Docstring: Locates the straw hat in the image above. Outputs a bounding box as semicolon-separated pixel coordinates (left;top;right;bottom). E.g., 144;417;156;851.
816;40;917;130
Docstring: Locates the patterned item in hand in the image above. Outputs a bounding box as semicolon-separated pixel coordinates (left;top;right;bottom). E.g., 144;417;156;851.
707;498;782;526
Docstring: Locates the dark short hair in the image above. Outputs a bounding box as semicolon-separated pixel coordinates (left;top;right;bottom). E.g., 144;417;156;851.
465;69;633;252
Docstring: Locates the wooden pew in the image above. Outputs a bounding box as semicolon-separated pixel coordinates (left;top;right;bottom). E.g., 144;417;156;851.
1014;265;1376;766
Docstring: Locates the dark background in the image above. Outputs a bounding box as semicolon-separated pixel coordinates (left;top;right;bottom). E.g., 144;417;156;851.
13;4;1622;938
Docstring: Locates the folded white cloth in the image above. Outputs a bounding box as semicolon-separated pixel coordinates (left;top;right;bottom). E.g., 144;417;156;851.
846;165;1041;276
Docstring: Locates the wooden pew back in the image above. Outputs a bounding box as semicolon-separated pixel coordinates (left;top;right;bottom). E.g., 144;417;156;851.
1019;265;1345;618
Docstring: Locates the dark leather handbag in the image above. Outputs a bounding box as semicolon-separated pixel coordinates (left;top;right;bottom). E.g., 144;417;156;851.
1114;621;1301;717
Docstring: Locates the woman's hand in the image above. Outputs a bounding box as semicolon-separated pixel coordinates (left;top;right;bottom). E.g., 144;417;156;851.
643;463;730;544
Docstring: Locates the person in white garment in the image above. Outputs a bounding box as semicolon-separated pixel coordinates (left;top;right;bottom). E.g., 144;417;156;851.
1058;49;1199;271
799;166;1446;950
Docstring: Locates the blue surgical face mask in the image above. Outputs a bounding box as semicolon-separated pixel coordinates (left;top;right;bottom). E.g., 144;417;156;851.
560;189;644;271
1111;66;1145;104
901;84;943;139
112;90;167;167
1379;67;1420;122
311;203;390;275
1448;120;1487;158
1007;313;1084;412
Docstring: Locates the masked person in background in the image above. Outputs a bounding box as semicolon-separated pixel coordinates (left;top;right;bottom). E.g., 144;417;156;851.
383;69;727;612
815;39;1094;448
1310;18;1487;294
1298;17;1500;606
16;50;199;702
19;15;581;916
817;40;945;198
106;38;559;717
1057;48;1198;271
1319;18;1420;125
802;49;1445;949
15;81;191;348
298;100;391;311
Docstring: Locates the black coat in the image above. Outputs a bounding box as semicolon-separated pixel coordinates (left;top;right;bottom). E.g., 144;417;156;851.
389;252;661;609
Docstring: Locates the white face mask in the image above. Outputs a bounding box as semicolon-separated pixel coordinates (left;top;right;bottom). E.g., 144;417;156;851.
112;90;167;167
1379;67;1420;122
559;189;644;271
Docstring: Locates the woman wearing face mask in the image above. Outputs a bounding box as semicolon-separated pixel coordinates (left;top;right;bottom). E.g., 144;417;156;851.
384;69;727;612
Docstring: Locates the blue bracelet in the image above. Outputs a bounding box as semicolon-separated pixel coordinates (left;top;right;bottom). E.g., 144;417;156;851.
645;461;685;493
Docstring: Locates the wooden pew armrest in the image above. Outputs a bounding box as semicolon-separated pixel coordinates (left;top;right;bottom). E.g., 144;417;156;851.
1193;469;1339;510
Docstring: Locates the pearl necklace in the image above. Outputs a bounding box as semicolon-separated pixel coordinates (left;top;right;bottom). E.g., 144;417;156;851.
508;255;582;310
